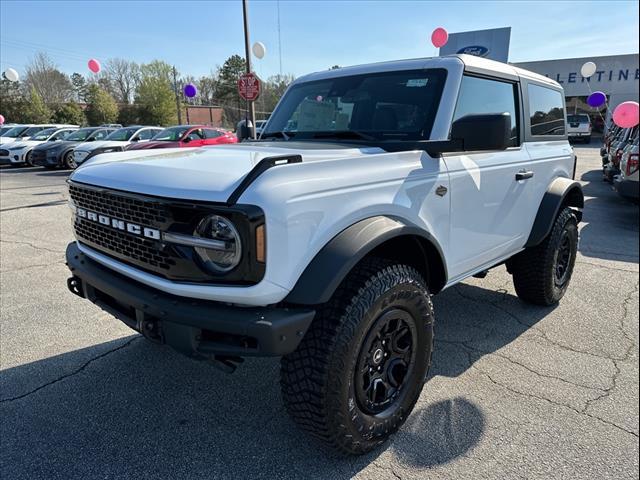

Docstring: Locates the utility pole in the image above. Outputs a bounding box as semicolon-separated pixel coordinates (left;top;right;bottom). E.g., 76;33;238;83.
242;0;256;139
172;66;183;124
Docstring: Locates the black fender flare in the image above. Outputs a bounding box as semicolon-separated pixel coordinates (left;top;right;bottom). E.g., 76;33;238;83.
525;177;584;248
284;216;447;305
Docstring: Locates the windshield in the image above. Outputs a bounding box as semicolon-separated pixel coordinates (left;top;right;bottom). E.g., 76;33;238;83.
0;126;13;135
263;69;447;141
105;127;138;141
152;126;189;141
66;128;96;141
32;128;58;141
1;126;28;137
23;126;47;137
567;115;589;123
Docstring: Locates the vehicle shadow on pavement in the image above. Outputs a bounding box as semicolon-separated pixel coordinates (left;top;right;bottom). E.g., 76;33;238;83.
35;170;71;177
578;169;639;264
0;285;509;480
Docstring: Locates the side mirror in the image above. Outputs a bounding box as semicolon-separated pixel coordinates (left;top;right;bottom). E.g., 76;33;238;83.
182;137;191;144
130;137;139;142
451;113;511;152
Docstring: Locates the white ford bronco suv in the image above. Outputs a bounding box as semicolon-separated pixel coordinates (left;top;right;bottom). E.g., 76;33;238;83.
65;54;583;454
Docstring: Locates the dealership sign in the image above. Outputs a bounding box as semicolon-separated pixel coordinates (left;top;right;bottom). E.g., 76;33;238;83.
457;46;490;57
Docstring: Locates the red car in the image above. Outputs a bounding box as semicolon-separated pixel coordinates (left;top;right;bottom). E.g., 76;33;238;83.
125;125;237;150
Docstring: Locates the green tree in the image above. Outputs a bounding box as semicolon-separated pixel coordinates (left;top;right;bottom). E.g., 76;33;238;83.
0;77;27;123
71;72;88;102
84;84;118;125
134;76;176;126
117;103;139;126
52;102;85;125
216;55;247;126
22;87;51;123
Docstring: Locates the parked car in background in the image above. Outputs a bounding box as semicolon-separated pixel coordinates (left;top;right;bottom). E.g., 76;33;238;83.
604;126;636;182
0;124;78;146
566;114;592;143
0;127;77;166
31;127;117;169
126;125;237;151
72;125;162;167
255;120;267;136
613;127;639;202
0;124;33;145
99;123;123;128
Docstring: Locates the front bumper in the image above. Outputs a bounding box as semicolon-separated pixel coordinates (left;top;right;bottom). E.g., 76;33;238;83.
613;176;639;200
31;150;59;167
66;242;315;358
0;152;24;164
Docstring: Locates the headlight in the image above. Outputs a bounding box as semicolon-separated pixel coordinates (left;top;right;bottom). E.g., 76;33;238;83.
8;146;24;151
194;215;242;272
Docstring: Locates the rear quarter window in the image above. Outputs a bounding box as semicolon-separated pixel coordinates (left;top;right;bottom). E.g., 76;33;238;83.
528;84;565;136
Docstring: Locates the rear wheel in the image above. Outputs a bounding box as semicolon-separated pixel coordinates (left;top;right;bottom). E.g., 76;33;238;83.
280;259;434;455
63;151;76;169
509;207;578;305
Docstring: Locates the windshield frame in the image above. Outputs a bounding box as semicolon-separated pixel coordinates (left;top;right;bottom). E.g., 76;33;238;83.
105;127;138;141
32;128;60;141
1;126;28;138
152;126;190;141
261;68;448;143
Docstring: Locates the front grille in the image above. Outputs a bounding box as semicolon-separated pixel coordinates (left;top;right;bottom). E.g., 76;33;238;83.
69;184;169;225
68;182;265;284
0;149;9;157
75;219;176;270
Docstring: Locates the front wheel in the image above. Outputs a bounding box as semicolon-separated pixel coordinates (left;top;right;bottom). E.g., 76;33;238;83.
280;259;434;455
63;151;76;169
25;151;34;167
509;207;578;305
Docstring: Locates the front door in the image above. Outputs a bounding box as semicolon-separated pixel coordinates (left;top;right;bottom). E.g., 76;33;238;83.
444;74;535;281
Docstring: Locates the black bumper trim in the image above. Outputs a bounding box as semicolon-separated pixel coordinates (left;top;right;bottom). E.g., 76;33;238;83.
66;242;315;357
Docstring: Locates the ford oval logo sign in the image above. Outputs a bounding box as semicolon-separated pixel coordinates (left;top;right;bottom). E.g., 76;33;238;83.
457;46;490;57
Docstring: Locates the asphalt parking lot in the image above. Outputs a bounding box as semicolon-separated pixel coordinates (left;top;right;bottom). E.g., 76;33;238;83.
1;144;638;480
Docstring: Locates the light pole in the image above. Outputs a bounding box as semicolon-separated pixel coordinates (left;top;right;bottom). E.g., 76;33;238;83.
242;0;256;139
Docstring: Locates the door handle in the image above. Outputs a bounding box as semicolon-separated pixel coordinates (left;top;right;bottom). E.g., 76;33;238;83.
516;170;534;181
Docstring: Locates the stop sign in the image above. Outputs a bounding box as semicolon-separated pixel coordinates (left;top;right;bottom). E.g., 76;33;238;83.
238;72;261;101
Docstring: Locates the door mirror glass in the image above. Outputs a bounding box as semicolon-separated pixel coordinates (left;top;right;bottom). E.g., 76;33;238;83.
450;113;511;152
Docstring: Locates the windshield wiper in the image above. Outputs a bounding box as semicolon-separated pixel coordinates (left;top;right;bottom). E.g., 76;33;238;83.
311;131;378;141
261;131;294;141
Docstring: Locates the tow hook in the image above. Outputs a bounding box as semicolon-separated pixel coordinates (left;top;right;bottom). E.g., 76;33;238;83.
140;318;163;344
67;276;84;298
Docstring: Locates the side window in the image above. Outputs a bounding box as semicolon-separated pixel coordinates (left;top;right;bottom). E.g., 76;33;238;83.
453;75;520;147
187;129;205;140
528;84;565;136
136;129;155;140
94;130;109;140
203;129;222;139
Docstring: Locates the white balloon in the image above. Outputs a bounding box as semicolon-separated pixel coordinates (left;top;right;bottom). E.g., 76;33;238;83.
580;61;597;78
4;68;19;82
252;42;266;59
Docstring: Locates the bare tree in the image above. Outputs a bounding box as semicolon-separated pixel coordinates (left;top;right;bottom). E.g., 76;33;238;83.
24;52;73;104
104;58;140;104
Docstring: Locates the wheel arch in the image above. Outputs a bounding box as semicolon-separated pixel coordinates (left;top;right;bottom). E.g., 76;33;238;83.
525;177;584;248
284;216;448;305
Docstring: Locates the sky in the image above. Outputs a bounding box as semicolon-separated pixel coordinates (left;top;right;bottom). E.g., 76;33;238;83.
1;0;638;81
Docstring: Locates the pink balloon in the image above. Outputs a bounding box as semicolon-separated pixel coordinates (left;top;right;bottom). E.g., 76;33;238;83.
88;58;101;74
431;27;449;48
0;114;4;125
612;101;639;129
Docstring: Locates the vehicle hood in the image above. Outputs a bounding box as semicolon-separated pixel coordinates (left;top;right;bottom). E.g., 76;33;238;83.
127;141;179;150
1;140;39;149
70;142;383;203
0;137;28;145
75;140;129;152
33;140;75;152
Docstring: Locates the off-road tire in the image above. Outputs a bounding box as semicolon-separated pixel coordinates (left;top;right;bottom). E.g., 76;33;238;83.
510;207;578;305
280;258;434;455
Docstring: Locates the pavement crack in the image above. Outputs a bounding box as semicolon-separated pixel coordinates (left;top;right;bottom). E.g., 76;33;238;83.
0;199;67;212
0;337;140;403
1;260;65;273
0;238;65;255
575;260;638;274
